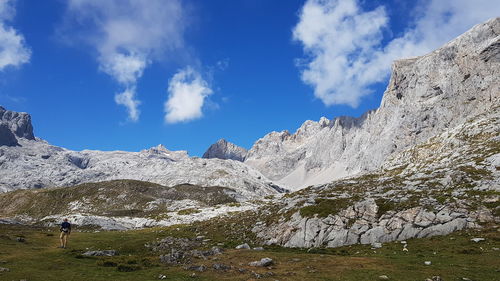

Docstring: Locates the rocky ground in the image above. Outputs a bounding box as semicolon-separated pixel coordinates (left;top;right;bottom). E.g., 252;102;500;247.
0;223;498;281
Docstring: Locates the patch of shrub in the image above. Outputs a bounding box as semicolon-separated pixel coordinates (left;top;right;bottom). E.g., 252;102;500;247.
177;208;201;215
98;260;118;267
117;264;141;272
458;248;482;255
299;197;359;218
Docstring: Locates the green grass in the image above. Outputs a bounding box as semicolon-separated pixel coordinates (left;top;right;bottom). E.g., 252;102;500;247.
299;197;358;218
1;224;498;281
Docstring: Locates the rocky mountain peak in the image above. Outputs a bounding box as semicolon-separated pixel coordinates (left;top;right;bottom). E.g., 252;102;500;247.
244;18;500;189
202;139;248;162
142;144;189;161
0;106;35;141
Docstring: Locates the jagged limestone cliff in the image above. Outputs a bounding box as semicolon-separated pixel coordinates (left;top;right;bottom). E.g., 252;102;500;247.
244;18;499;190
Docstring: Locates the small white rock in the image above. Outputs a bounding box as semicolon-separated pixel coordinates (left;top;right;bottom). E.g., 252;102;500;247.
470;237;485;243
424;261;432;265
235;243;250;249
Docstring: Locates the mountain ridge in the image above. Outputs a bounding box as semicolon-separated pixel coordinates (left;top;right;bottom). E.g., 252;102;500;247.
241;17;499;190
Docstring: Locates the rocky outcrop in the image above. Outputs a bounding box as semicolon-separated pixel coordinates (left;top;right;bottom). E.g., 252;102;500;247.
0;123;18;146
245;18;500;190
203;139;247;162
0;106;34;140
254;199;491;248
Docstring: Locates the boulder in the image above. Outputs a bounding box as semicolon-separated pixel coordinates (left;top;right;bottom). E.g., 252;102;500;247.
249;257;273;267
235;243;250;249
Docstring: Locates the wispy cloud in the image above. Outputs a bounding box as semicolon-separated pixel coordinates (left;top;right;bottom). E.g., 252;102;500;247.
62;0;185;121
115;87;140;122
293;0;500;107
0;0;31;70
164;67;213;124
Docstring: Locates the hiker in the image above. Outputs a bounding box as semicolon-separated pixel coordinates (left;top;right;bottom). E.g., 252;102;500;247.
59;218;71;248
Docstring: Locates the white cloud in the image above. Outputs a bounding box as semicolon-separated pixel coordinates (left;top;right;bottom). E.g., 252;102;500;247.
100;52;147;86
0;0;31;70
293;0;500;107
115;88;140;122
63;0;185;121
165;67;213;124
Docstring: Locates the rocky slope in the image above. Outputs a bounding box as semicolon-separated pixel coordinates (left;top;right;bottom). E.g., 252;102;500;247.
250;107;499;247
0;179;266;230
0;138;282;199
202;139;247;162
243;18;500;190
0;111;282;199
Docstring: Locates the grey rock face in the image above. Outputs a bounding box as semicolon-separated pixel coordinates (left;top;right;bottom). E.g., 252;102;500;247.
245;18;500;190
254;200;480;248
0;106;34;140
0;123;18;146
202;139;247;162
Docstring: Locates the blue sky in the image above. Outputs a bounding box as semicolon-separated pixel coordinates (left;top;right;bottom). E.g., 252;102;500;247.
0;0;498;156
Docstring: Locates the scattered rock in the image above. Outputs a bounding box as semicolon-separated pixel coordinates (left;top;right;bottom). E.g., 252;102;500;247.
253;247;264;251
251;271;262;279
249;257;274;267
16;237;25;243
372;242;383;248
160;249;185;264
212;263;231;271
186;265;206;272
82;250;118;256
191;247;224;259
0;267;10;272
379;275;390;280
235;243;250;249
470;238;485;243
424;261;432;266
158;274;167;280
461;278;472;281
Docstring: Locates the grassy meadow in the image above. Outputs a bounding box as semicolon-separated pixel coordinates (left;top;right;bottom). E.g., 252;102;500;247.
0;223;499;281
